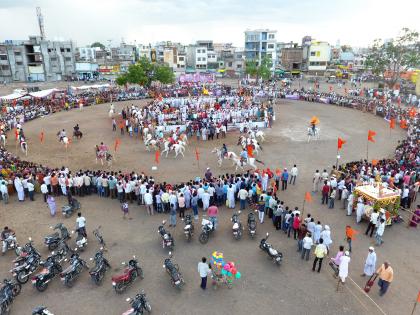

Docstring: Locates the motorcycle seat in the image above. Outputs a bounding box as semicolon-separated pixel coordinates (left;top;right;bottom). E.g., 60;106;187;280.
45;232;59;240
61;265;74;274
232;223;239;229
112;273;129;282
39;268;50;275
269;248;278;256
184;225;191;230
122;309;134;315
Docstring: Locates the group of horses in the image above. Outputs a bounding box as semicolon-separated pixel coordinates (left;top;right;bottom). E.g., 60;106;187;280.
0;128;28;156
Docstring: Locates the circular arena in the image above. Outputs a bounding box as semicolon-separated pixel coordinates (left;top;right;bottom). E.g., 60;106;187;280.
0;94;418;315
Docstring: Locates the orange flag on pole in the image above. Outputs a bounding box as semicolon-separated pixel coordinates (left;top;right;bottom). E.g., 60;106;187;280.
368;130;376;142
400;119;407;129
155;150;160;164
114;138;121;152
195;148;200;161
39;131;44;143
14;128;18;140
389;118;395;129
305;192;312;203
337;137;346;150
417;290;420;303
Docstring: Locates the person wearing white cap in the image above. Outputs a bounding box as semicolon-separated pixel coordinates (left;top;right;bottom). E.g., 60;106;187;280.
320;225;332;252
361;247;377;277
338;251;351;286
356;198;365;223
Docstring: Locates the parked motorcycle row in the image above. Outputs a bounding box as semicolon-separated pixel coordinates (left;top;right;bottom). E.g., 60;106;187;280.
0;207;286;314
0;223;152;315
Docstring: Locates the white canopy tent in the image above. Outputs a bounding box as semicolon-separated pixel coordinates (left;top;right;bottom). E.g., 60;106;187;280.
28;88;61;98
0;93;26;101
71;83;111;90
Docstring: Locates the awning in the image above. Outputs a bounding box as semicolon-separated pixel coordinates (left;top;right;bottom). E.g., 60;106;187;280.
29;88;60;98
71;84;110;90
0;93;26;101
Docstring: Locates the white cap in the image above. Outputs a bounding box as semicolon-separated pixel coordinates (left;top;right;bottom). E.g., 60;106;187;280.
345;251;350;256
369;246;375;251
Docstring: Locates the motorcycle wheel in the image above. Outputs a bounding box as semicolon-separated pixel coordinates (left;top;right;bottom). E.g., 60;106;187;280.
64;277;74;288
35;281;48;292
198;233;209;244
48;243;58;251
16;270;29;284
174;264;179;272
94;271;104;285
114;282;125;294
14;246;21;256
12;283;21;296
145;302;152;312
1;303;10;315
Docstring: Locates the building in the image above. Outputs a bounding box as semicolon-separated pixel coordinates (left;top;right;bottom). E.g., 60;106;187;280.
0;36;76;82
75;62;99;80
77;47;99;62
303;40;331;74
281;45;303;73
244;29;277;67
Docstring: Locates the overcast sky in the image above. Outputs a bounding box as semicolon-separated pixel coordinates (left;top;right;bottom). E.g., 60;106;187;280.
0;0;419;48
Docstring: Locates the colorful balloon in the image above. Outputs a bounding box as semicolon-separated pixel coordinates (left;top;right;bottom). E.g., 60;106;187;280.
235;272;241;279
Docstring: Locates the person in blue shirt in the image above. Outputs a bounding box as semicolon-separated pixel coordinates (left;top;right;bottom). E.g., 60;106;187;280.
281;168;289;191
240;149;248;166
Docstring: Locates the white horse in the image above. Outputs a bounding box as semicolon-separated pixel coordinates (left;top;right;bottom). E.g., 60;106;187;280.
179;133;189;145
161;141;185;158
248;130;266;143
61;136;70;148
211;148;239;167
231;156;258;171
95;147;114;166
108;104;115;118
0;134;6;148
144;135;160;151
307;127;320;142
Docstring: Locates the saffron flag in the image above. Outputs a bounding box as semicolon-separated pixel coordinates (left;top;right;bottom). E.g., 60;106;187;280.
114;138;121;152
368;130;376;142
155;150;160;164
409;107;417;118
372;159;379;166
400;119;407;129
195;148;200;161
247;144;254;158
14;128;18;140
337;137;346;150
39;131;44;143
310;116;320;125
305;192;312;203
389;118;395;129
417;290;420;303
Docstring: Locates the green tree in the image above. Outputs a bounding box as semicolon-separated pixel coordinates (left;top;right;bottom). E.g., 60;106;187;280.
91;42;105;50
116;56;175;86
365;28;420;88
245;57;272;80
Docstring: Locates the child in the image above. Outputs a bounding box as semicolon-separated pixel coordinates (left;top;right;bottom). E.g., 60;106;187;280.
345;225;357;252
121;202;131;219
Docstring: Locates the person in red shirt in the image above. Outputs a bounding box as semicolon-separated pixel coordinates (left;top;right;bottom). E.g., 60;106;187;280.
321;181;330;205
207;204;218;230
292;213;301;240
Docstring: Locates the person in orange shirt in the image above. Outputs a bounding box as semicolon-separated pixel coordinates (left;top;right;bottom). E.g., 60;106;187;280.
376;261;394;296
345;225;357;253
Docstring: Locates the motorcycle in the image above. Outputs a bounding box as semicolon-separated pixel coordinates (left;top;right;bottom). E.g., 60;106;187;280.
10;238;42;284
163;252;184;289
259;233;283;265
182;214;194;241
122;290;151;315
31;253;63;292
231;211;243;240
93;226;107;249
0;279;21;315
72;229;87;251
60;252;88;287
44;223;70;250
32;306;54;315
158;221;174;250
247;211;257;238
54;240;71;262
61;197;81;218
112;257;143;294
12;239;40;267
89;248;111;285
198;216;214;244
1;234;20;256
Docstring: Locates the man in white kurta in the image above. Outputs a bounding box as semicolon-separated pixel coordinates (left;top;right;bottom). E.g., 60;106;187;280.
347;193;354;216
339;251;351;283
14;176;24;201
356;198;365;223
362;247;377;277
227;185;235;209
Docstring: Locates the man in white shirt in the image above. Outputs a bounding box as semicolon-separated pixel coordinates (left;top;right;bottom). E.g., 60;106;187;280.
144;190;154;215
197;257;211;290
375;219;385;246
76;212;86;237
313;170;321;192
40;183;48;202
0;179;9;204
365;209;379;237
290;165;298;185
27;181;35;201
301;232;313;261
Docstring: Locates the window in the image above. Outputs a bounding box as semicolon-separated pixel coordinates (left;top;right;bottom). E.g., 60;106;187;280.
1;65;9;70
268;44;274;49
178;57;184;61
268;34;275;39
60;48;64;53
236;64;242;69
236;54;242;59
197;49;201;53
50;57;57;61
66;48;71;52
65;57;71;61
310;51;316;56
197;57;201;61
14;51;21;56
0;55;7;60
48;48;52;53
202;57;206;61
16;61;23;66
228;62;232;67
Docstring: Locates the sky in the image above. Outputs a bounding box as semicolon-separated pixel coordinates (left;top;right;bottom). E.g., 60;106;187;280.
0;0;419;48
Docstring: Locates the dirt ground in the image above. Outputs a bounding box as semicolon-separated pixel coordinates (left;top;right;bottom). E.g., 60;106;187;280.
1;98;418;315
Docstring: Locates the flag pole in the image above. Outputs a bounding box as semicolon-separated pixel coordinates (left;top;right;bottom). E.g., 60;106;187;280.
366;140;369;161
301;199;306;219
335;147;339;169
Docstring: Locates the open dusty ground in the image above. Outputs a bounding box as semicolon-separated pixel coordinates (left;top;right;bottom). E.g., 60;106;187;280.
1;98;418;315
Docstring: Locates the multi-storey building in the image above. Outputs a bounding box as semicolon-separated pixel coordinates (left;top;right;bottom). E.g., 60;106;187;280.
244;29;277;67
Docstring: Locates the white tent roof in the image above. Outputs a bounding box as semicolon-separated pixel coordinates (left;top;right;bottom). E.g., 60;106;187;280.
28;88;60;98
0;93;25;101
71;83;110;90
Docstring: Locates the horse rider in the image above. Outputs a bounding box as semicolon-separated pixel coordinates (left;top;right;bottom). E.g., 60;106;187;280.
310;122;316;134
74;124;80;133
221;143;228;158
59;129;67;141
240;148;248;166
